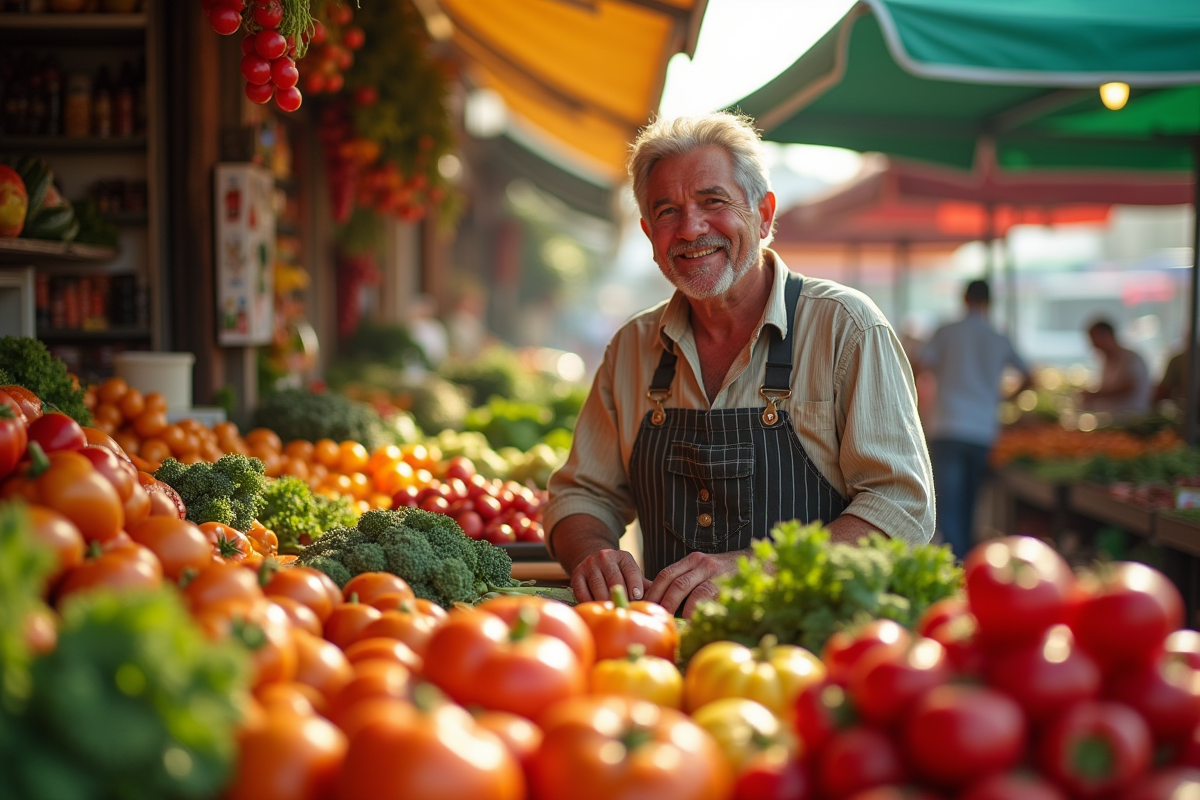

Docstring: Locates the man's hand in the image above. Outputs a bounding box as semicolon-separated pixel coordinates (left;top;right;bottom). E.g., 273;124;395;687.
645;550;743;618
569;548;645;604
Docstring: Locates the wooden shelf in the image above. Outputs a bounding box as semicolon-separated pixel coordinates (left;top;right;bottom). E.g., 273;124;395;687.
107;211;148;226
0;12;147;30
38;326;150;342
0;136;147;153
1156;513;1200;558
1068;483;1155;537
0;237;116;264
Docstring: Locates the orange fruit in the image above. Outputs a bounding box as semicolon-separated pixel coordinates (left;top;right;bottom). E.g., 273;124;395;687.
347;472;371;501
93;402;123;429
283;458;310;481
373;461;414;496
161;424;188;456
338;442;369;474
285;440;315;462
134;409;168;439
140;438;172;464
314;439;341;469
246;428;283;453
114;430;141;456
367;445;402;476
213;421;239;442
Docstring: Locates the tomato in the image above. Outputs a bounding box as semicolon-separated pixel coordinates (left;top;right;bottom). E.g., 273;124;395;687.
225;710;347;800
959;773;1068;800
369;592;445;618
530;695;730;800
574;585;678;662
335;689;524;800
964;536;1074;648
691;697;787;773
1073;562;1184;673
254;681;320;718
984;624;1101;727
0;388;28;424
361;605;444;658
814;726;906;799
26;412;86;454
476;594;595;671
292;630;353;701
734;748;810;800
915;596;969;637
56;540;162;603
686;635;825;718
4;449;124;543
27;505;84;594
197;599;298;689
902;685;1025;788
184;561;264;613
342;637;422;672
127;516;213;581
78;445;137;501
264;566;339;622
271;595;323;637
199;521;252;563
139;471;186;519
822;619;911;684
1107;649;1200;747
343;571;414;605
1123;767;1200;800
474;710;543;774
323;601;383;650
0;385;42;421
0;403;27;480
422;606;586;721
793;679;854;756
328;659;412;728
1039;700;1151;798
925;612;986;675
1164;630;1200;670
847;638;949;729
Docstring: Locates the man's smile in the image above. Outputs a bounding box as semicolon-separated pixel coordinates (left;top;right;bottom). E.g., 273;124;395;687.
679;246;723;259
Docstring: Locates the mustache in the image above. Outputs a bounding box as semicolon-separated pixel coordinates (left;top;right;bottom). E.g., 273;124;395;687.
667;235;731;259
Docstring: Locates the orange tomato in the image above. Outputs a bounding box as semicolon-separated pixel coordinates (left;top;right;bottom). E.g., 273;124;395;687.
246;428;283;453
160;424;187;457
184;561;264;613
574;585;679;662
314;439;341;469
113;430;141;456
199;599;298;689
324;602;383;650
343;572;414;606
133;409;168;439
474;710;543;774
27;505;85;594
338;441;369;474
127;517;213;581
138;438;171;466
255;681;318;718
143;392;168;413
56;541;162;603
283;458;310;481
342;637;422;672
361;609;443;658
225;709;347;800
213;421;239;443
293;630;354;700
199;521;253;563
328;659;412;727
117;388;145;420
4;449;125;543
271;595;324;637
93;402;123;430
264;566;339;622
285;439;315;461
373;460;415;496
347;471;371;500
82;427;128;459
477;595;596;672
97;377;128;405
0;385;42;421
367;445;401;476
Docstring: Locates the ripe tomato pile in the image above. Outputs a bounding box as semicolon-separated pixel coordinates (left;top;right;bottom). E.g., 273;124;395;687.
296;1;365;97
766;535;1200;800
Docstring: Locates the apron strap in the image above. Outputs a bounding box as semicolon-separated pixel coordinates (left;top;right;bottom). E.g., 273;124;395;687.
649;340;678;393
762;271;804;392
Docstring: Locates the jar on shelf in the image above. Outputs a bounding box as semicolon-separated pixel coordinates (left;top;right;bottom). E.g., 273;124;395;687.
64;72;91;137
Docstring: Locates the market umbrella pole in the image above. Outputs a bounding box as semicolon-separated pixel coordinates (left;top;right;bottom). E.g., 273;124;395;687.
1186;135;1200;447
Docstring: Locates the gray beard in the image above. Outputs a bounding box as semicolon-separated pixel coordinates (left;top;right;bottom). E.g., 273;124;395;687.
658;234;759;301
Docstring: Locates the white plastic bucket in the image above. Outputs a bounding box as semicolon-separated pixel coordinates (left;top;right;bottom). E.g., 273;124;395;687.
113;351;195;413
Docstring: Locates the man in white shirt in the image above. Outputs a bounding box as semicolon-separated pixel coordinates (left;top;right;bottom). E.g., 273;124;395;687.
1082;320;1151;420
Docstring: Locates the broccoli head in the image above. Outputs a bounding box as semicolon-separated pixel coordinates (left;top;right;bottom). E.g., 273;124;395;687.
357;509;407;540
423;527;478;575
473;539;516;588
430;559;476;606
380;530;437;583
259;476;320;551
312;494;359;533
342;542;387;575
153;455;267;533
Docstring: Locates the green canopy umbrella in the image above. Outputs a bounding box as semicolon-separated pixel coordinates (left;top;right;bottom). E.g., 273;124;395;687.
734;0;1200;439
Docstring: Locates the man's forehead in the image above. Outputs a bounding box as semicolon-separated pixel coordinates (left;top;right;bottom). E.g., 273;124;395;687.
646;147;744;198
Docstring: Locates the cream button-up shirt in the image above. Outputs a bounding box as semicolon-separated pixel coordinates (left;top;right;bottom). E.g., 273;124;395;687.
545;250;935;554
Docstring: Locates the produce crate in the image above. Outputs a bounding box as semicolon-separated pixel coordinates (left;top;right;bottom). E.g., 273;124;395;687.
1067;483;1154;537
501;542;553;562
1155;513;1200;558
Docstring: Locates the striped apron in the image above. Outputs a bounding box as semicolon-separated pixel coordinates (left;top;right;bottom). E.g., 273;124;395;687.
629;273;847;580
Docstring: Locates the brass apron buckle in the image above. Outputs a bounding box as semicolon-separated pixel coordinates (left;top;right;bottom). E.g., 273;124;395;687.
759;388;791;426
647;388;671;426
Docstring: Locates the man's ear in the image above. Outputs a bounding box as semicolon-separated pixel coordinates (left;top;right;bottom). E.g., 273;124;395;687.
640;217;650;238
758;191;777;240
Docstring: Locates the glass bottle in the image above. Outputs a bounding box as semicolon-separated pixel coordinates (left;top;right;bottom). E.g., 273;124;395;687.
64;72;91;137
92;65;112;138
115;61;134;137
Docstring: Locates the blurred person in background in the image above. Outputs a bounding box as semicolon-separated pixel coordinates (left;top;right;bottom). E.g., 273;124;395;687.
544;112;934;617
407;294;449;370
918;279;1032;559
1081;319;1151;419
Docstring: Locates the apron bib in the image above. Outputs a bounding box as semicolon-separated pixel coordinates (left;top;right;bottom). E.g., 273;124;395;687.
629;273;847;580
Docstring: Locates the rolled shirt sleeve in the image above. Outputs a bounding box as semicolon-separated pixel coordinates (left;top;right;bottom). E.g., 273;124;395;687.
834;323;936;545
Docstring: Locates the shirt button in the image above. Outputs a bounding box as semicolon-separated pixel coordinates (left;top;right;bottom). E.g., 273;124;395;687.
698;513;713;527
699;489;710;501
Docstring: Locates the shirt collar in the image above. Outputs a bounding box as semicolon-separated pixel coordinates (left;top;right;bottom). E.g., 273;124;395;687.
657;248;795;350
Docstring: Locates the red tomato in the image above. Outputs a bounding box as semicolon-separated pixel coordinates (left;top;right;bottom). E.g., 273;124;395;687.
0;403;27;480
28;505;85;594
847;638;949;729
452;509;484;539
815;727;906;800
78;445;137;501
1123;768;1200;800
1039;700;1151;798
1107;650;1200;747
1164;630;1200;670
925;614;985;675
822;620;911;684
225;711;347;800
964;536;1074;648
984;624;1101;727
0;385;42;421
56;541;163;602
475;595;595;671
793;679;854;756
958;772;1068;800
734;750;810;800
902;685;1025;788
915;597;969;637
27;412;86;454
1073;562;1184;673
127;517;213;581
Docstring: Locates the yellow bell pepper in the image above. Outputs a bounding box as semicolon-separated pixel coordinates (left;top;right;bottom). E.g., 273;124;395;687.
589;644;684;709
690;697;791;773
684;635;825;717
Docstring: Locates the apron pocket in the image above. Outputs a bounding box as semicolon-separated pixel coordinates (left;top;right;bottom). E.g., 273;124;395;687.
663;442;754;552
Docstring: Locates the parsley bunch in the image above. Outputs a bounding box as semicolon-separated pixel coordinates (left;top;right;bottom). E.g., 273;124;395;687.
680;521;962;664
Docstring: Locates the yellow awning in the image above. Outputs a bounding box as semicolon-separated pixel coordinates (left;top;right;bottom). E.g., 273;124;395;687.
426;0;707;179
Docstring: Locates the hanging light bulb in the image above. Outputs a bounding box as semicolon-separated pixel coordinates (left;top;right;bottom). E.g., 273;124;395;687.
1100;82;1130;111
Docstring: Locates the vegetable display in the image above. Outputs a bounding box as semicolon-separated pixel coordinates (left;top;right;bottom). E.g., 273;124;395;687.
0;337;91;426
153;455;268;533
681;520;961;662
250;388;397;452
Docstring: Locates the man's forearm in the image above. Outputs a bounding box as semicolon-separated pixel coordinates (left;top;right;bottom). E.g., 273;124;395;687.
550;513;621;573
827;513;884;545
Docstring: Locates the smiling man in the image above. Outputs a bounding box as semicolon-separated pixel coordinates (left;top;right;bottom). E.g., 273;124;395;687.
544;113;934;617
